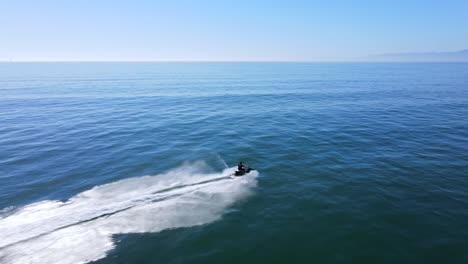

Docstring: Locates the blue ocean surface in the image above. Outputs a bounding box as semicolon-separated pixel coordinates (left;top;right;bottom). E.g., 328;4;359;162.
0;62;467;264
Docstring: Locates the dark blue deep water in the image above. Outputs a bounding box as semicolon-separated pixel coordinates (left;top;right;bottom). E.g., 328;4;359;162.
0;62;467;264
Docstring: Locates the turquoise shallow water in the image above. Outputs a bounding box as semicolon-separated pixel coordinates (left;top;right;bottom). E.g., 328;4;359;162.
0;62;467;264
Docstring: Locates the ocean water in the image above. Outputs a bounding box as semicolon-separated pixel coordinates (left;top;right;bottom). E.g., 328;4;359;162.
0;62;467;264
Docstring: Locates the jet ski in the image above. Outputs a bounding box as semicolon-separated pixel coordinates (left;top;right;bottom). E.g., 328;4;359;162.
234;166;255;176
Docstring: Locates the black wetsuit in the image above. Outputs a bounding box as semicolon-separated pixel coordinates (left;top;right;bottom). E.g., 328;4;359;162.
238;164;245;173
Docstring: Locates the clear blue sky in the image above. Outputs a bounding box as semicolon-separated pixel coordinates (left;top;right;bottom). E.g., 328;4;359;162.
1;0;467;61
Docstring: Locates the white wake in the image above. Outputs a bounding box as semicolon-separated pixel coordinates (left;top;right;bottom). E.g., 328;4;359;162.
0;162;258;264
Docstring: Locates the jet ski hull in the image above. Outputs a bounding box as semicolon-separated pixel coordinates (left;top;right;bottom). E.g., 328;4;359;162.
234;168;254;176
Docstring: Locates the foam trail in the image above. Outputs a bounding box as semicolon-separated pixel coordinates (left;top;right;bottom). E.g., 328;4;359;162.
0;162;258;264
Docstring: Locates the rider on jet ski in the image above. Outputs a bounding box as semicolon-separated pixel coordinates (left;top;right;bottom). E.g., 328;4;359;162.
235;161;255;176
238;161;246;174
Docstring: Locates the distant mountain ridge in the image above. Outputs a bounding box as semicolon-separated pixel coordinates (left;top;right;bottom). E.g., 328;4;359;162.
364;49;468;62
